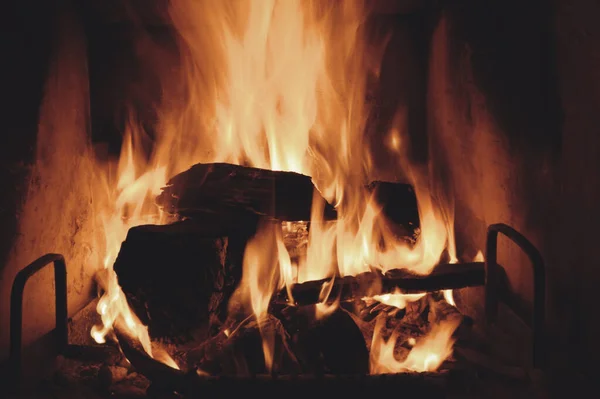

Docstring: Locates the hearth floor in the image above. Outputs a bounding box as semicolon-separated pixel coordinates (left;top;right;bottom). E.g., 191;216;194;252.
9;299;549;399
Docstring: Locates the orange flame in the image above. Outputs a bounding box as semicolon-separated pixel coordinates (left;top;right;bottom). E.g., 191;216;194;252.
474;250;484;262
90;130;178;369
237;221;282;371
85;0;460;374
370;316;459;373
364;289;426;310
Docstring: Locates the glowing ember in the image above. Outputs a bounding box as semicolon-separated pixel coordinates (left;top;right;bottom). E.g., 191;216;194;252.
370;316;460;373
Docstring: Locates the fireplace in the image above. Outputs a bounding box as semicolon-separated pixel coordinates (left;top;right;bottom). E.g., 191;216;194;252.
2;0;599;397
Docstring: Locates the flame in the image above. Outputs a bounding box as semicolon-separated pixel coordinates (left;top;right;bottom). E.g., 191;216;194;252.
80;0;460;374
232;221;282;371
474;250;484;262
443;290;456;307
90;130;178;369
370;316;459;373
364;289;426;310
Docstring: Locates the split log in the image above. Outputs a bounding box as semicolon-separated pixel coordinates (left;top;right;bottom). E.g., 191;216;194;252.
155;162;336;222
113;220;254;340
155;163;420;229
274;262;485;306
277;306;369;375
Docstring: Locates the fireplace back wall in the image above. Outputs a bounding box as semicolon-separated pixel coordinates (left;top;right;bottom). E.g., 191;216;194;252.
2;0;600;382
0;1;100;369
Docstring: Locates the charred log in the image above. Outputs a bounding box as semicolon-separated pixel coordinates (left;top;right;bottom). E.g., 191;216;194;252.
155;162;335;222
155;163;420;229
117;318;446;397
280;307;370;375
113;220;255;340
275;262;485;306
185;315;300;376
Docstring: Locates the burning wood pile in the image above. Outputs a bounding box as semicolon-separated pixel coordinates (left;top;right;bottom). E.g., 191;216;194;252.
76;0;483;388
15;0;540;395
101;161;476;383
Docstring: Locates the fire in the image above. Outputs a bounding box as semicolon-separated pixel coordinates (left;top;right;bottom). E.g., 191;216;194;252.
364;289;426;310
232;221;283;371
90;130;178;369
81;0;460;374
474;250;484;262
370;316;459;373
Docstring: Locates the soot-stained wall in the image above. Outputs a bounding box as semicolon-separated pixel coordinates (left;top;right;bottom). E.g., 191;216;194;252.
0;2;100;365
427;0;600;379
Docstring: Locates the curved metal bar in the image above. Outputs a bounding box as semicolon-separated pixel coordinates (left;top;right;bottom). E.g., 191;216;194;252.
485;223;546;368
9;253;68;384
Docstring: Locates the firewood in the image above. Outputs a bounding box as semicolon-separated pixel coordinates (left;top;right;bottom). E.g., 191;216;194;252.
155;163;420;229
115;322;446;396
113;326;189;392
113;220;254;340
428;295;463;326
155;162;336;222
273;262;485;306
186;315;300;376
278;306;369;375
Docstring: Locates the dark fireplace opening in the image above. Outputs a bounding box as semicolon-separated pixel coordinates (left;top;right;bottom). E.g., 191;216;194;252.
2;0;598;397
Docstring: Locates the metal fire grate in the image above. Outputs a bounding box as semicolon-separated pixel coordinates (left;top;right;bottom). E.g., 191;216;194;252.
7;223;546;394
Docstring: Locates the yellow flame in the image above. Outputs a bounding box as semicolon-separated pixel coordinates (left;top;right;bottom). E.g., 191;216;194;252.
85;0;460;374
233;221;282;371
474;250;484;262
441;254;459;307
364;289;426;310
370;316;459;373
442;290;456;307
90;130;178;369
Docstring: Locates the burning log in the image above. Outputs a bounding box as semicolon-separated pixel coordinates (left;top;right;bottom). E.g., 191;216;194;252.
113;220;254;340
185;315;300;376
274;262;485;306
118;316;447;397
155;162;336;222
280;307;370;375
428;294;463;326
155;163;420;228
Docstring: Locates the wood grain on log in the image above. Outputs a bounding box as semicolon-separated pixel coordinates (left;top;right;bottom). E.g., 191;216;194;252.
155;163;419;228
155;162;335;221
